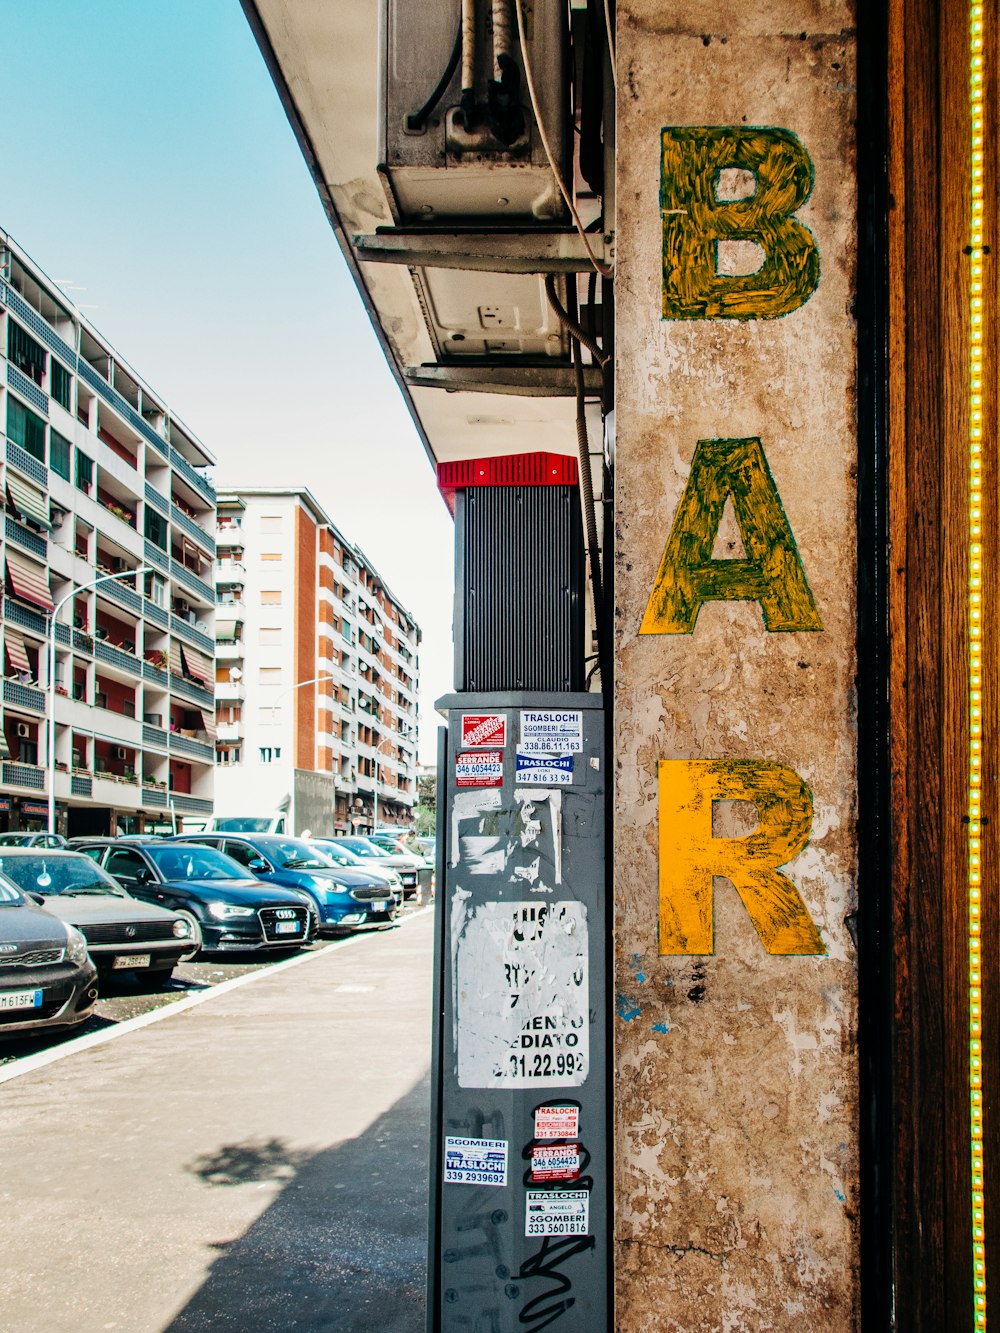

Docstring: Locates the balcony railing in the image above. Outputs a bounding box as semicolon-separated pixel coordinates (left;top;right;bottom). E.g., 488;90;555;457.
143;540;169;573
77;360;169;460
94;639;141;676
142;598;168;628
169;559;214;605
170;615;214;656
168;447;215;504
3;680;45;712
7;362;49;416
170;503;216;556
168;673;213;708
71;774;93;797
98;498;137;532
142;786;168;807
142;724;169;749
2;762;44;790
142;661;169;689
168;793;213;814
0;280;77;367
144;482;169;515
4;516;47;559
6;439;47;487
3;598;47;635
99;577;142;615
170;732;214;763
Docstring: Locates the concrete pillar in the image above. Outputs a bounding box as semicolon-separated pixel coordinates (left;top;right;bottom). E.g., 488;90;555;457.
613;7;859;1326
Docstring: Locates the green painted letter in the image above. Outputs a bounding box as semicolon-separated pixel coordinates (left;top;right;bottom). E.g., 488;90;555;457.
661;126;819;319
640;438;823;634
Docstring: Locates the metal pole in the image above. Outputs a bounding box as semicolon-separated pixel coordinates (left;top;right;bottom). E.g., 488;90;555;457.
47;566;152;836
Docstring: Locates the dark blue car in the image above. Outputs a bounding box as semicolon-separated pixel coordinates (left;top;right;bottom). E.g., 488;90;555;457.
175;833;396;935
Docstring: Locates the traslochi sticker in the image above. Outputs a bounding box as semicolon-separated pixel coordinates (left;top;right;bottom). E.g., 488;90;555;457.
455;750;503;788
525;1189;590;1237
462;714;507;748
515;752;574;786
534;1105;580;1140
519;710;584;754
444;1136;508;1186
530;1144;581;1182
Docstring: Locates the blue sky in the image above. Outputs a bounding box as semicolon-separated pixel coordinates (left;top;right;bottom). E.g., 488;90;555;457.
1;0;452;763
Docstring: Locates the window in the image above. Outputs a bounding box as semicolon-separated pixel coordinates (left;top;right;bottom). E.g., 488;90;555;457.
259;746;282;763
7;398;46;462
49;430;71;481
260;515;282;533
260;590;282;606
75;449;93;492
216;747;241;766
260;552;282;562
7;321;46;385
258;627;282;646
50;361;72;411
105;848;146;882
144;508;167;549
259;667;282;684
145;572;167;607
223;840;258;868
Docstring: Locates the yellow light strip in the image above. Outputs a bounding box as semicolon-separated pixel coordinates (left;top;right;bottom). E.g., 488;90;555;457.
969;5;987;1328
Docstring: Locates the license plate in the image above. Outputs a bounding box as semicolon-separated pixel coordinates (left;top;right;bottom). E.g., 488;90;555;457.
0;988;43;1010
371;902;385;912
113;954;151;969
275;921;301;935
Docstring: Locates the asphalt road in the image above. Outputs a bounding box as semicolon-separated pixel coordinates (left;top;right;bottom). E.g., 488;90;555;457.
0;907;435;1333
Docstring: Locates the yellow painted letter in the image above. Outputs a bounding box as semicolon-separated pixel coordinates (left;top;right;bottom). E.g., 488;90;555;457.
658;758;825;956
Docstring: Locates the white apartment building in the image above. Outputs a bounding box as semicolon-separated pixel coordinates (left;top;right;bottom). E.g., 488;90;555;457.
214;488;420;835
0;229;217;836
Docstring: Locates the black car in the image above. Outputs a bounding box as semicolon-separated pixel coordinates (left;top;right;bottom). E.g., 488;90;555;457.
74;839;316;953
0;869;98;1038
0;849;196;985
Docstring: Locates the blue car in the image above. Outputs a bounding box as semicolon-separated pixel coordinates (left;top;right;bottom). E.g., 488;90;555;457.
175;833;396;935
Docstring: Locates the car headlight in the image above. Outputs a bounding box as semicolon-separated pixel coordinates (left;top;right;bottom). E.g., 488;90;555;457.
65;925;89;966
173;919;192;938
207;902;255;919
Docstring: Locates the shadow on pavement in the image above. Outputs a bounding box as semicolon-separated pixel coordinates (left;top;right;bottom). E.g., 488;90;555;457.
163;1071;431;1333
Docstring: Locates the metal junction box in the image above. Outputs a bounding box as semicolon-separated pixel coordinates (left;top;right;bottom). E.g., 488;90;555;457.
429;694;608;1331
380;0;569;225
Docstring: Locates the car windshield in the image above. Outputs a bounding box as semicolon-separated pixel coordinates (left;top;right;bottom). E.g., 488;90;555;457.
147;845;248;881
0;854;127;897
259;839;336;871
340;838;389;859
212;817;275;833
312;841;362;866
0;834;31;846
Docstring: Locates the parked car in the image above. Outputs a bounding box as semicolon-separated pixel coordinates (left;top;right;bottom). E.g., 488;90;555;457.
0;868;98;1038
175;833;396;933
72;840;316;953
334;836;431;901
308;839;405;907
0;832;68;849
206;815;288;835
0;849;196;985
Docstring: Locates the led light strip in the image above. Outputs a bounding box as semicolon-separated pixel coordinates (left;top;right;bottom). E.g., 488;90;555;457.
969;5;987;1328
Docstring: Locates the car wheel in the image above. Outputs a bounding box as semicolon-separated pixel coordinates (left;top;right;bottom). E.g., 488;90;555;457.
175;911;203;960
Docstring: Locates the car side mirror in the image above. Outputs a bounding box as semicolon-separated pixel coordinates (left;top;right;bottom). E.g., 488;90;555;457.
28;891;45;906
248;858;269;873
135;867;152;886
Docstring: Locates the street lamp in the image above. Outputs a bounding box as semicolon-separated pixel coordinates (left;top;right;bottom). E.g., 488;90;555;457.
372;729;396;833
47;566;153;836
262;674;337;834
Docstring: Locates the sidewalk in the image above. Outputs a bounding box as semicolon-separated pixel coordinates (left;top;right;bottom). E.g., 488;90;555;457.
1;911;434;1333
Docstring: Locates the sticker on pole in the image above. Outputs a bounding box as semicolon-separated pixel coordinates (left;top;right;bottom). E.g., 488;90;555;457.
455;750;503;788
525;1189;590;1236
515;752;574;786
444;1137;508;1186
519;710;584;754
530;1144;582;1182
462;714;507;748
453;901;589;1088
534;1105;580;1140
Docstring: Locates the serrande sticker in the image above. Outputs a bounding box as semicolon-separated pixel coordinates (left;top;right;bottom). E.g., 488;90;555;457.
515;752;574;786
444;1136;508;1186
534;1105;580;1140
456;750;503;788
525;1189;590;1236
462;714;507;748
519;710;584;754
530;1144;581;1182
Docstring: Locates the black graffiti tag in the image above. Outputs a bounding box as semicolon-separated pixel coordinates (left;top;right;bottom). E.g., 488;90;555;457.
512;1233;596;1330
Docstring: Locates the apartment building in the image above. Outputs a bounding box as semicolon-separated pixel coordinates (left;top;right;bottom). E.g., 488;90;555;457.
214;488;420;834
0;230;217;836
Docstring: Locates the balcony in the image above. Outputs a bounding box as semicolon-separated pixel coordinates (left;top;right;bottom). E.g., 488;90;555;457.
144;482;169;515
3;680;45;713
168;793;213;815
168;673;213;709
2;762;44;790
97;495;138;534
77;359;168;460
216;721;242;743
170;615;214;656
5;515;47;560
142;786;168;807
170;559;214;605
169;448;215;505
170;732;214;763
3;598;47;635
214;678;245;703
1;279;76;367
7;362;49;416
144;540;170;574
94;639;142;677
142;660;169;689
214;639;243;662
142;723;169;749
171;503;216;557
6;439;47;488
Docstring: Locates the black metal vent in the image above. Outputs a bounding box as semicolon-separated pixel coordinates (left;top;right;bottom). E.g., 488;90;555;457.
455;486;584;692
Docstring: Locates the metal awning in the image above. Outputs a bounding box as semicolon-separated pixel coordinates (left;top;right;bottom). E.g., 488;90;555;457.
200;708;217;740
5;550;53;611
180;645;213;688
168;640;183;677
3;628;31;675
6;473;51;530
0;729;11;760
214;619;243;638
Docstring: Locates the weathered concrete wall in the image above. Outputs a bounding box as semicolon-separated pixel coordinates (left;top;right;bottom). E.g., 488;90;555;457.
613;7;858;1330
